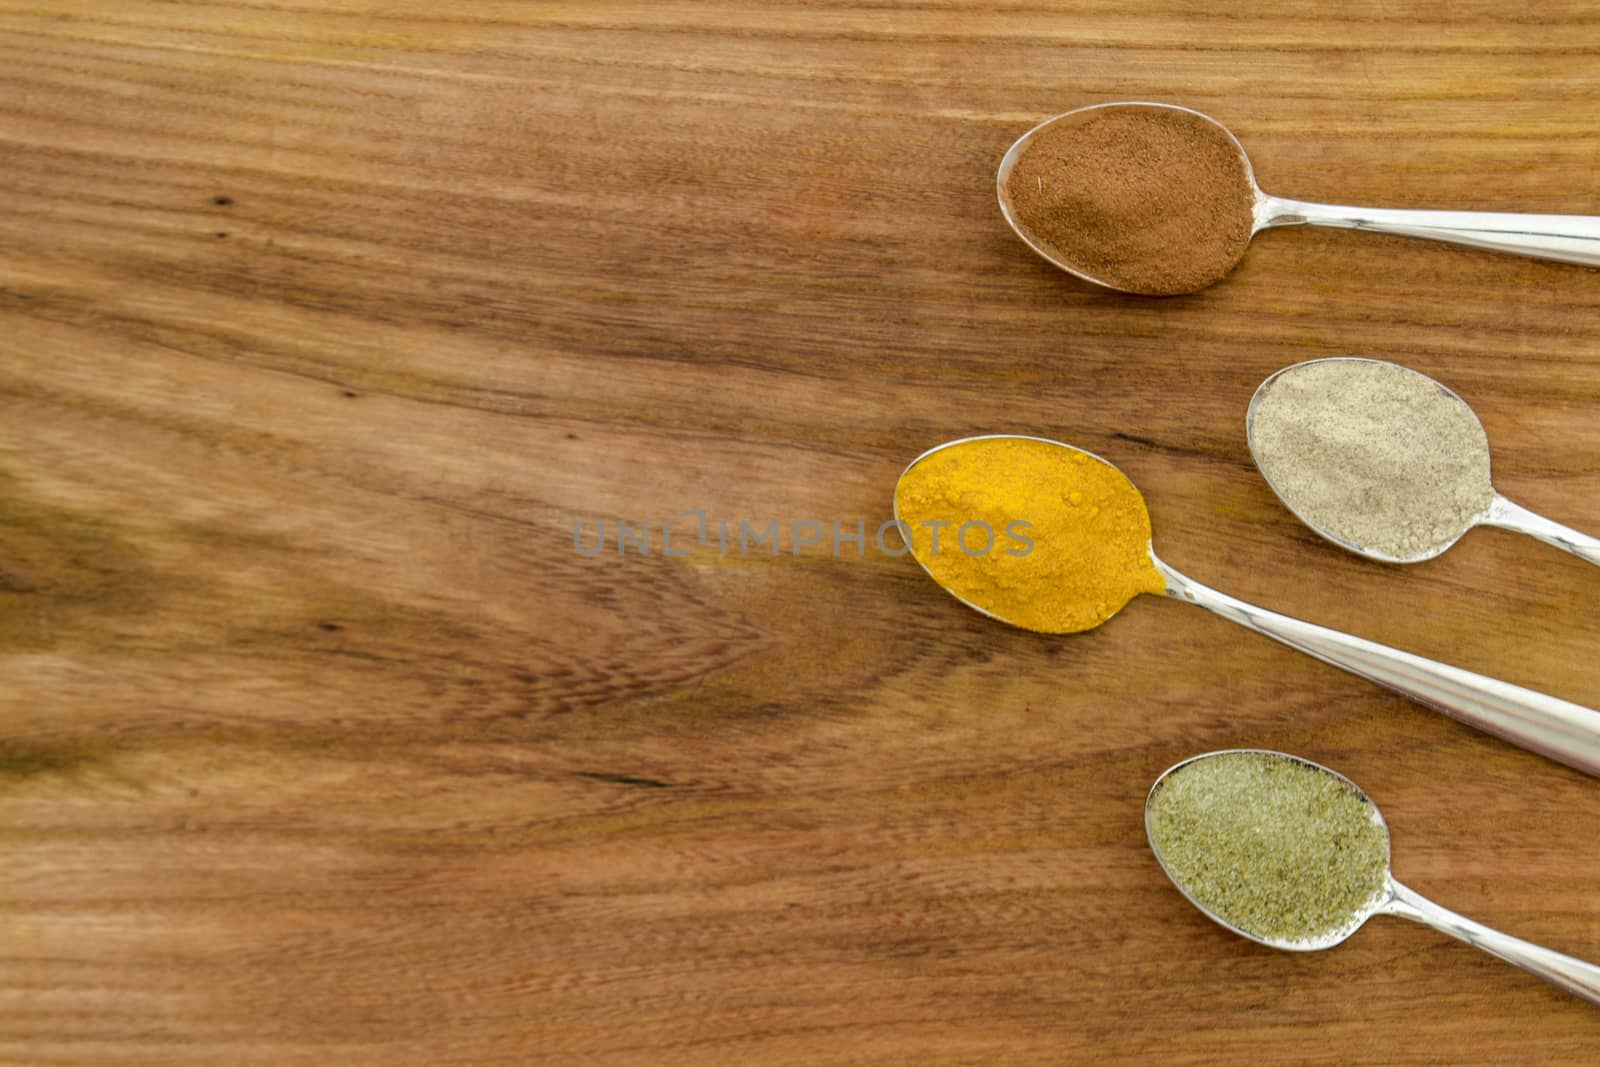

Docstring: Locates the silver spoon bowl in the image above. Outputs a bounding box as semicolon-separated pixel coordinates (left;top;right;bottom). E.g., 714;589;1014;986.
1147;749;1600;1005
998;101;1600;294
1247;357;1600;566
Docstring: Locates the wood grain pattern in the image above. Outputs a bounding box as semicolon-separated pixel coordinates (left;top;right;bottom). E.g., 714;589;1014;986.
2;2;1598;1063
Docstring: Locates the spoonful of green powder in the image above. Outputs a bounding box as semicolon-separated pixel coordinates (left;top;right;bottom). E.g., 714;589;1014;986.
1247;358;1600;566
1146;750;1600;1004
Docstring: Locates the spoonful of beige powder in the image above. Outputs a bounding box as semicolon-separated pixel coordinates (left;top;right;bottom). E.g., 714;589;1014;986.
1247;357;1600;566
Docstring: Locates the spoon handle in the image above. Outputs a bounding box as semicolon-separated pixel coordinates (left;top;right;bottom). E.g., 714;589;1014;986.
1258;194;1600;267
1155;561;1600;777
1382;880;1600;1006
1480;494;1600;567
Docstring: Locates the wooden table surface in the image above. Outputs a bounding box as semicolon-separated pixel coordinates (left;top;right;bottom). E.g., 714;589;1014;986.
3;2;1598;1064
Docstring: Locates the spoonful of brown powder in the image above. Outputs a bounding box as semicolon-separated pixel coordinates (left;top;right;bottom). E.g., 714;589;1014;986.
997;102;1257;295
999;100;1600;294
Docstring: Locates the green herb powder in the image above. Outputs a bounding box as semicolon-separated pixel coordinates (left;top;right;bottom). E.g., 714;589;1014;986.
1147;751;1389;944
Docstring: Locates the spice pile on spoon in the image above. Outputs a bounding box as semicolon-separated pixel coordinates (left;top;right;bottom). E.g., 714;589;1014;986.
1146;751;1390;946
997;101;1600;294
892;435;1162;632
1147;750;1600;1004
1248;357;1600;566
1000;103;1255;295
893;435;1600;776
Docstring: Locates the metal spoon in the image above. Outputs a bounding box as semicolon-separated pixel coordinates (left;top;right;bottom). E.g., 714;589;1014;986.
894;435;1600;777
1146;749;1600;1006
1248;357;1600;566
997;101;1600;294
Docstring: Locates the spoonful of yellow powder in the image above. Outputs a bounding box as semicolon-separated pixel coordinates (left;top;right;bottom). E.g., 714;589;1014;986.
892;436;1164;632
893;435;1600;778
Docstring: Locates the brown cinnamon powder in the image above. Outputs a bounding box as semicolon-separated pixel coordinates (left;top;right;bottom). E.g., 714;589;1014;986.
1004;106;1256;295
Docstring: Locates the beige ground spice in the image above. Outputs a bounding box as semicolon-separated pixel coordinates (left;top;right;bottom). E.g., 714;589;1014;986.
1004;105;1256;295
1249;359;1494;561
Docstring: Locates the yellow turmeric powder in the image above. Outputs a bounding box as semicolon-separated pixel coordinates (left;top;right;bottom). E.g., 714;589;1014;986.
894;436;1166;633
